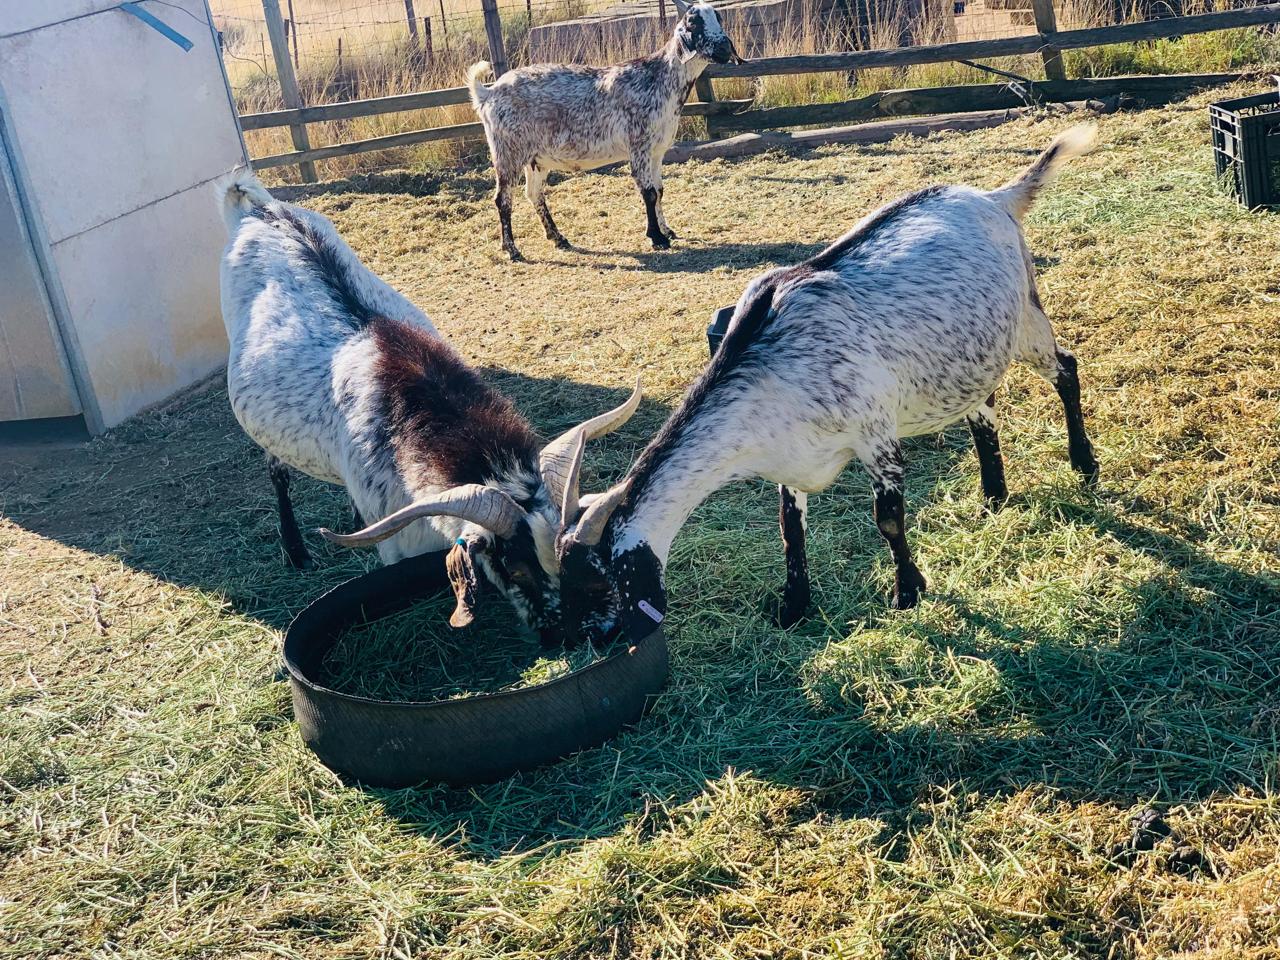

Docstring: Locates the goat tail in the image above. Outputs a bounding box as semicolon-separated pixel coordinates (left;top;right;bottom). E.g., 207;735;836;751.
990;124;1096;221
216;167;274;234
466;61;494;110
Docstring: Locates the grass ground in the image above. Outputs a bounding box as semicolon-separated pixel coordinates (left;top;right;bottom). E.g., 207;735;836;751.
3;88;1280;958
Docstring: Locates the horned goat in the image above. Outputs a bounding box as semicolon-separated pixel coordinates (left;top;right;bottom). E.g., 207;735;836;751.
216;170;641;638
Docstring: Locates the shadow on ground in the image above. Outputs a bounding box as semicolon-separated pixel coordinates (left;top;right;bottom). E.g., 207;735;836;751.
3;367;1276;859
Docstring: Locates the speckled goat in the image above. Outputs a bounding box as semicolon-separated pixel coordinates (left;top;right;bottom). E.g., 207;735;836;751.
466;0;742;260
215;170;641;639
553;126;1103;645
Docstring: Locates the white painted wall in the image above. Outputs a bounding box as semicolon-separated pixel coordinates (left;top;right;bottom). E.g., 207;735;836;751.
0;0;247;432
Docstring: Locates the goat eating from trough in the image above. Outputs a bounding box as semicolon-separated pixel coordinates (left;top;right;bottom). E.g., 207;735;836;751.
555;126;1102;644
466;0;743;261
216;170;642;640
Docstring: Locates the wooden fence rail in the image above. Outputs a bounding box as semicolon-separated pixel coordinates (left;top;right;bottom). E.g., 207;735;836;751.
239;1;1280;175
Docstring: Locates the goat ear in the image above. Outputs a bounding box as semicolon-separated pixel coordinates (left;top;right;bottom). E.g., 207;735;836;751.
446;539;484;628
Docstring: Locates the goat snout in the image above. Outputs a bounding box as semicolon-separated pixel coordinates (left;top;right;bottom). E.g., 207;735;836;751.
711;38;743;64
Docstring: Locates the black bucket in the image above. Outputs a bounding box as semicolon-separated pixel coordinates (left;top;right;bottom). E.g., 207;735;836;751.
283;551;669;787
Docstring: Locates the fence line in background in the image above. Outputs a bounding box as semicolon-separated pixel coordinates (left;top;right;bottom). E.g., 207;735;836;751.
237;1;1280;176
261;0;318;181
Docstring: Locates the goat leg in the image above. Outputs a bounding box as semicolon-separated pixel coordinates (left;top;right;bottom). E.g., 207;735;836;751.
1052;349;1099;485
868;445;925;610
495;178;523;261
776;485;810;628
640;186;670;250
525;163;571;249
267;454;313;570
965;393;1009;509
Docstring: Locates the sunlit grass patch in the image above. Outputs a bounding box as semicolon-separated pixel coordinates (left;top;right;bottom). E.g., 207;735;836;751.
2;93;1279;957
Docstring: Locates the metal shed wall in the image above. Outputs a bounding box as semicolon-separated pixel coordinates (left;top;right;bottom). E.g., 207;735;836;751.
0;0;247;433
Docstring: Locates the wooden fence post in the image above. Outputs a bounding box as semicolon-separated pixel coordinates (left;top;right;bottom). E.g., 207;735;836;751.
1031;0;1067;80
695;75;724;139
286;0;300;70
424;17;434;67
404;0;420;46
479;0;509;77
262;0;317;182
438;0;449;48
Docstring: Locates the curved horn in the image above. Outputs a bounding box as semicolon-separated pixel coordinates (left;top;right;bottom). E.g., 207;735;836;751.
318;484;524;547
558;430;587;524
671;0;691;14
571;479;632;547
540;376;642;523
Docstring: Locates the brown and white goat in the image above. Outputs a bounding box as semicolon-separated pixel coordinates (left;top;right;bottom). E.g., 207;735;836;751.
216;170;641;638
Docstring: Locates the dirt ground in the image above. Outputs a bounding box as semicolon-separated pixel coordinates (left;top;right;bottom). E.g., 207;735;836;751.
3;90;1279;958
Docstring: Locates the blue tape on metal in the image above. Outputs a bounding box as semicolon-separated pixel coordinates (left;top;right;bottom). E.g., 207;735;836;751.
119;2;194;51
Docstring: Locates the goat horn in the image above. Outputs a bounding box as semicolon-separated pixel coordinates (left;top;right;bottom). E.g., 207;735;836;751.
671;0;690;14
539;376;642;524
317;484;524;547
571;479;632;547
558;430;587;525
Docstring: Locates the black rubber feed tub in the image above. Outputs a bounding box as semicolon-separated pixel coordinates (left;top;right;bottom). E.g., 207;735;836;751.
284;551;669;788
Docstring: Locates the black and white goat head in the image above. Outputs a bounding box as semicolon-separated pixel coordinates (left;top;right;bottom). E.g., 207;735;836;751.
316;382;644;639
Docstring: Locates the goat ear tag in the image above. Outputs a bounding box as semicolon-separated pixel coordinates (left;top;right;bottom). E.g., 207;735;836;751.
638;599;664;624
679;42;699;64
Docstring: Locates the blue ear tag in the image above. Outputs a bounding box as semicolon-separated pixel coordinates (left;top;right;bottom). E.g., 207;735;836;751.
637;599;664;624
456;537;467;546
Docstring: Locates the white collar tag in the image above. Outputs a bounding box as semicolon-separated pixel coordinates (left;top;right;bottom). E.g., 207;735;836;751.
637;599;664;624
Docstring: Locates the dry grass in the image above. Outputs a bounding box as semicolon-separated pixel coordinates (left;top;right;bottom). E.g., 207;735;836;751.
3;92;1280;957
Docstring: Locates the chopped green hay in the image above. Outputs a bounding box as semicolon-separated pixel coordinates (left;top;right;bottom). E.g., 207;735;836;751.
318;595;614;700
3;91;1280;959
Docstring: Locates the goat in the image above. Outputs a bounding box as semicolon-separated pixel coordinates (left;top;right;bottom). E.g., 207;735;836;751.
465;0;742;261
553;126;1102;644
216;170;641;638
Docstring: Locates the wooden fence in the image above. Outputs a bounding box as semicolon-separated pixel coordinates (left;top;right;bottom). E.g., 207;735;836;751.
239;0;1280;179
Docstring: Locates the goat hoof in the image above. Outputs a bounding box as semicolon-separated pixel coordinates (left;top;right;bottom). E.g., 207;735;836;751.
662;228;678;241
890;570;926;610
552;236;573;250
286;552;315;571
774;603;808;629
504;246;525;263
648;233;671;250
1073;452;1100;486
982;490;1009;513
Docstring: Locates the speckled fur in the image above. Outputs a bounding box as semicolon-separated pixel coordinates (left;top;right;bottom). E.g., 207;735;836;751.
466;2;739;258
216;171;567;632
558;127;1100;640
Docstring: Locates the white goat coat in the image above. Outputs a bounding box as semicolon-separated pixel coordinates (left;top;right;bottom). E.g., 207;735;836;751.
218;193;457;563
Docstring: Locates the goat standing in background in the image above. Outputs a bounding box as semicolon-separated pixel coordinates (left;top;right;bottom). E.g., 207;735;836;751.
216;170;642;639
554;127;1102;645
466;0;742;261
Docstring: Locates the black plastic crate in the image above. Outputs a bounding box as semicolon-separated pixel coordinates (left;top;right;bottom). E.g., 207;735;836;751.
706;305;734;357
1210;88;1280;210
